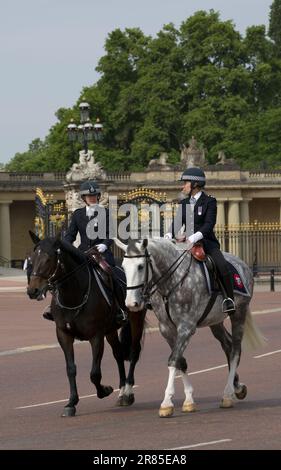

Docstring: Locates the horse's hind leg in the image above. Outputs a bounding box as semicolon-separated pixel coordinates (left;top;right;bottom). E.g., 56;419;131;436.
120;310;146;407
210;322;245;408
89;335;114;399
106;330;127;406
210;323;243;395
56;327;79;417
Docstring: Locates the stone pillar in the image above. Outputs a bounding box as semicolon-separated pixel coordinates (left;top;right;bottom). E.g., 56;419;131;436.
228;200;241;225
0;201;12;261
240;199;252;224
228;199;242;256
216;200;225;226
279;198;281;224
216;199;226;251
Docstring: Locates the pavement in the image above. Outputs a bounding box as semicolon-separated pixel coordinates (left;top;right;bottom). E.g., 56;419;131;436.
0;267;280;293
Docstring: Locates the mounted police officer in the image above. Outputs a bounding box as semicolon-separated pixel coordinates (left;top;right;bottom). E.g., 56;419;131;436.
64;180;114;264
165;167;235;314
43;180;127;325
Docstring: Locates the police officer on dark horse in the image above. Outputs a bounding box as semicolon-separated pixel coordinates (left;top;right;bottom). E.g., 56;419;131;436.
165;167;235;314
43;180;127;325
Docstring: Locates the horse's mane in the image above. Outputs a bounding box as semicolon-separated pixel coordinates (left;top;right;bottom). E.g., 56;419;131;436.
127;238;179;260
39;237;87;264
60;240;87;264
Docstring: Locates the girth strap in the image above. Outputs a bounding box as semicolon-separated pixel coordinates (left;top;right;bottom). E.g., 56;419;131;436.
197;291;218;326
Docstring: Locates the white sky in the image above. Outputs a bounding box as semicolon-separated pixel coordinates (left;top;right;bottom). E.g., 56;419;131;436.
0;0;273;164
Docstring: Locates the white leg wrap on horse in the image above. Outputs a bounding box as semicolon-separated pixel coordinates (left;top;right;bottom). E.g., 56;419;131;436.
159;366;176;417
181;370;197;412
124;383;133;396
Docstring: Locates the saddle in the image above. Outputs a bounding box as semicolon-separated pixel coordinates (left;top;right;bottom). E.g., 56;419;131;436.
85;247;126;313
85;246;112;275
191;242;206;262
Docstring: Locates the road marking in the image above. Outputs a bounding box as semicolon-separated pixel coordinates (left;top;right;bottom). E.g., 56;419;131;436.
167;439;232;450
254;348;281;359
15;386;139;409
0;343;59;356
252;307;281;315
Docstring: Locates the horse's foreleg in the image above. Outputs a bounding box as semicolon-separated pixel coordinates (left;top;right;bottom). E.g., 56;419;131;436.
56;327;78;417
180;370;196;413
89;335;113;399
159;366;177;417
159;323;196;413
159;326;195;417
106;331;127;406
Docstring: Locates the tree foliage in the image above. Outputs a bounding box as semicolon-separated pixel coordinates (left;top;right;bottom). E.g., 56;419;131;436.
6;3;281;172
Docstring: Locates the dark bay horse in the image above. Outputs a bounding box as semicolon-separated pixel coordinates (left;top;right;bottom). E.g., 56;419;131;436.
27;231;146;417
115;238;265;417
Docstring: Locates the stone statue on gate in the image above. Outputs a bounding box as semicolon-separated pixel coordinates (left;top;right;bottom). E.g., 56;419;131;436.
66;150;106;183
180;136;206;168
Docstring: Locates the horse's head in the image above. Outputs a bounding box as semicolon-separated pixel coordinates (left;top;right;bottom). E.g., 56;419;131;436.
27;231;61;300
114;238;151;312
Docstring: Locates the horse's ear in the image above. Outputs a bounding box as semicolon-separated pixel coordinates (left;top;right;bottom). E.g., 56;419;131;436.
29;230;40;245
113;238;127;252
142;238;148;249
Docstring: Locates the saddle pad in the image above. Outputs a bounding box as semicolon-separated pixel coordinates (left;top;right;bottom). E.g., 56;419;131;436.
200;260;250;297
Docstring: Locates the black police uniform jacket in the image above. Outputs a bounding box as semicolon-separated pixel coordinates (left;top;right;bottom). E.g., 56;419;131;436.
172;192;220;251
64;207;115;265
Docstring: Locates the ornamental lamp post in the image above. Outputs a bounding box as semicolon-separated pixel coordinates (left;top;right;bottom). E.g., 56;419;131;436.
67;102;103;154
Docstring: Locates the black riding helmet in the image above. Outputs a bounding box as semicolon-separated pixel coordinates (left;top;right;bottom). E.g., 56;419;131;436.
79;180;101;198
180;167;206;188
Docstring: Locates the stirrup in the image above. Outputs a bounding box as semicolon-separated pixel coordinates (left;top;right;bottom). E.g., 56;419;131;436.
222;297;235;314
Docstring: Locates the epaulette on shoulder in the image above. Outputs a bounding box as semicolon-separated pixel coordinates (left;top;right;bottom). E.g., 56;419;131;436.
207;194;216;199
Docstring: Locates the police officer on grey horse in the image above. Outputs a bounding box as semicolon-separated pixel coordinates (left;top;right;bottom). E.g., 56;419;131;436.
165;167;235;314
43;180;127;324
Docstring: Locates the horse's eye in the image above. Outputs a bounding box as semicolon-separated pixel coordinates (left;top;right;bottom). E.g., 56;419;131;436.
138;265;144;271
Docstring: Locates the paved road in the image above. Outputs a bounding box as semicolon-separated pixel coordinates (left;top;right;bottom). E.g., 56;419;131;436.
0;284;281;450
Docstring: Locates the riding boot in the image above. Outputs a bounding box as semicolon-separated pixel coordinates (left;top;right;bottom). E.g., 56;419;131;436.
220;272;235;315
42;304;55;321
112;279;128;326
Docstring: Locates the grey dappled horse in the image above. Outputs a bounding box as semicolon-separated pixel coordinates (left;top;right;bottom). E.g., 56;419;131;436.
115;238;265;417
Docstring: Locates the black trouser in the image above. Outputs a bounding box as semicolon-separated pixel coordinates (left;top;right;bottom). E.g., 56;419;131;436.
205;246;234;300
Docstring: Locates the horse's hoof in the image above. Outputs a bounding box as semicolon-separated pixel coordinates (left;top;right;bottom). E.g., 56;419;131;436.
61;406;76;417
182;402;197;413
116;396;124;406
220;398;234;408
159;406;174;418
116;394;135;406
235;384;247;400
97;385;114;399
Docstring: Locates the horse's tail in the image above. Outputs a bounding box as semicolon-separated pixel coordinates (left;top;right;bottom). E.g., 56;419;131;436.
242;306;267;351
119;322;132;361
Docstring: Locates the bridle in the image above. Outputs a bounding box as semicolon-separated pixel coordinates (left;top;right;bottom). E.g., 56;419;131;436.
32;246;92;311
124;247;192;302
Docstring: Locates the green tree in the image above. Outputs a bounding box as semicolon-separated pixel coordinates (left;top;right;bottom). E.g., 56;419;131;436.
269;0;281;55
